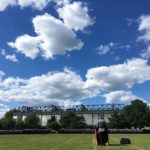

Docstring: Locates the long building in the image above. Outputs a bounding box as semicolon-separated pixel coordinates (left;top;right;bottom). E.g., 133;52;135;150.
13;104;124;126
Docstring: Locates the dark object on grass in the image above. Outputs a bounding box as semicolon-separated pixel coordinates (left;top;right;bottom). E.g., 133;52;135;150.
120;138;131;144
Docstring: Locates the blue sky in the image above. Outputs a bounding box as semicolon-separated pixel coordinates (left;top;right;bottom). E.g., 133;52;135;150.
0;0;150;116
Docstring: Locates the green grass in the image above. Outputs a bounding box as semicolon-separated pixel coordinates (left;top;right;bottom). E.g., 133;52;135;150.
0;134;149;150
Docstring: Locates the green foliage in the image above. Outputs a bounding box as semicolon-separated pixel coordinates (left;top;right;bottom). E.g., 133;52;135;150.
109;99;150;128
122;99;150;128
24;113;41;129
16;119;26;129
4;109;17;119
145;109;150;127
60;111;86;128
0;109;17;130
46;116;61;130
108;111;120;128
0;118;16;129
108;111;129;128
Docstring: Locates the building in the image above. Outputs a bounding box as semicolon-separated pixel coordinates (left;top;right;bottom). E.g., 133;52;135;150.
13;104;124;126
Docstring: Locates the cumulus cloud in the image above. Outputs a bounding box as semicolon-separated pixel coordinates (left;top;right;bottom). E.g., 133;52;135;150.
0;58;150;106
8;35;40;59
0;49;19;62
6;1;95;60
85;58;150;91
0;104;10;118
18;0;52;10
0;0;52;11
0;68;97;107
8;13;83;59
55;0;70;6
57;1;95;31
103;90;139;103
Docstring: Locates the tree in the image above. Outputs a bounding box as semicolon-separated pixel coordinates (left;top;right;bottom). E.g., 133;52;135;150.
108;111;129;128
24;114;40;129
108;111;121;128
46;116;61;130
108;99;150;128
4;109;17;118
0;118;16;129
16;118;26;129
122;99;150;128
0;109;17;129
145;109;150;127
60;111;86;128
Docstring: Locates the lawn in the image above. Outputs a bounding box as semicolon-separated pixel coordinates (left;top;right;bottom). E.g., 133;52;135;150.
0;134;149;150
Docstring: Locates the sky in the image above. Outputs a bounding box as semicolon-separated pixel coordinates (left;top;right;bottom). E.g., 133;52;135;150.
0;0;150;117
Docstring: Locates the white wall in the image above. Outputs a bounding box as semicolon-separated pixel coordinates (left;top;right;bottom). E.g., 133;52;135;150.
15;112;111;126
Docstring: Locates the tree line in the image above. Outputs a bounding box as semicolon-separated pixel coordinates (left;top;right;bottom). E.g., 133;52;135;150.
0;99;149;130
0;110;86;130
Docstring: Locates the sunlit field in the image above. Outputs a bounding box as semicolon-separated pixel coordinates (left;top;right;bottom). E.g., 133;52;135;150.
0;134;149;150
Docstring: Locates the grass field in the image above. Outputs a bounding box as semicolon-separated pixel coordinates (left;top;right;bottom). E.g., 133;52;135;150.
0;134;149;150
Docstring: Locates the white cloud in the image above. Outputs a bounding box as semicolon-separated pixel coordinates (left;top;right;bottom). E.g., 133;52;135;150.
0;0;52;11
5;54;19;62
140;46;150;59
0;104;10;118
97;42;115;55
96;42;130;55
0;0;17;11
57;1;94;31
103;90;139;103
138;15;150;42
18;0;52;10
137;15;150;59
0;49;19;62
6;1;94;60
8;13;83;59
55;0;70;6
8;35;40;59
85;58;150;91
0;68;96;107
0;58;150;106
